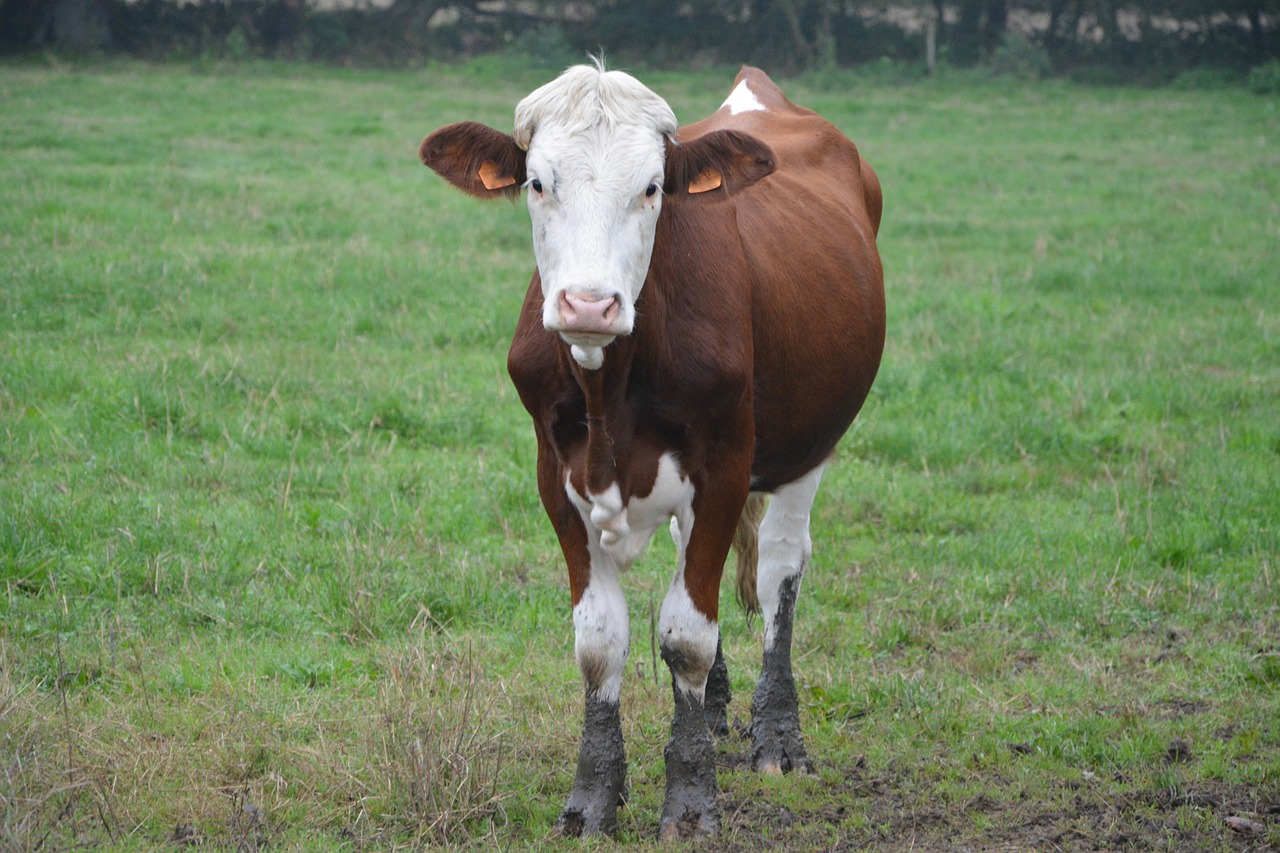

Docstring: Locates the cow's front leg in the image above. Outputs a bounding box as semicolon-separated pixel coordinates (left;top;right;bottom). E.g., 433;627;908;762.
555;557;629;836
657;576;720;841
671;517;732;739
657;486;744;841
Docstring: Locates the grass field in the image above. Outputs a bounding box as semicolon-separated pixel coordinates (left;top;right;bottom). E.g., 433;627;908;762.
2;56;1278;850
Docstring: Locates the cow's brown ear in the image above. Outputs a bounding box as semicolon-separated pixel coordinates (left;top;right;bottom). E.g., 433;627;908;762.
419;121;528;200
664;130;776;197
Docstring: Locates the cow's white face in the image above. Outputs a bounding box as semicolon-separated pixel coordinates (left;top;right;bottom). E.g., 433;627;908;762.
524;124;665;367
514;67;678;370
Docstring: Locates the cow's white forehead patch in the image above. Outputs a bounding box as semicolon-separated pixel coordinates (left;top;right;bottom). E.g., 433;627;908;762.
722;80;766;115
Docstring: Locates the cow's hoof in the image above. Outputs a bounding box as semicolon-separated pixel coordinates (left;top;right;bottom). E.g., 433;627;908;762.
552;808;589;838
751;732;813;775
553;787;625;838
752;751;814;775
749;696;813;774
553;803;614;838
657;806;719;842
660;690;720;841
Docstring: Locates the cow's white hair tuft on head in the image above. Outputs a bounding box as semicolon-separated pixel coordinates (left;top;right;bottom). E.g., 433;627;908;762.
513;61;678;151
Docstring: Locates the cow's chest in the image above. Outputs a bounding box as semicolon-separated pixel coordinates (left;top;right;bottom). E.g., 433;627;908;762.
565;450;693;571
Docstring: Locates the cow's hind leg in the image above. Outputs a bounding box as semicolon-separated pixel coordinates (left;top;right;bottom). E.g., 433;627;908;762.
750;464;825;774
555;560;629;836
703;638;731;737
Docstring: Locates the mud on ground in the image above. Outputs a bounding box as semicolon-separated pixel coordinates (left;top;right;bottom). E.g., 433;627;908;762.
709;750;1279;851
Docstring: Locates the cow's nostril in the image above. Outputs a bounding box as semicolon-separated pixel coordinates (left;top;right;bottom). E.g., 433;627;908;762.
558;290;576;321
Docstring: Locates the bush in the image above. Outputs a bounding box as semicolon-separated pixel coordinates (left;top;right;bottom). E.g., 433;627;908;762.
1247;61;1280;94
1067;65;1132;86
299;12;351;62
506;24;580;70
799;58;929;91
990;33;1052;81
1171;67;1243;90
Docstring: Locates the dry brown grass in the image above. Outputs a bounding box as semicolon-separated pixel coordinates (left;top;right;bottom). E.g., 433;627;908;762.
0;631;521;849
364;639;515;846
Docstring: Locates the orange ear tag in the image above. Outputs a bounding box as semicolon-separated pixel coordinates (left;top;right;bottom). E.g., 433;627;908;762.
688;168;722;194
478;160;517;191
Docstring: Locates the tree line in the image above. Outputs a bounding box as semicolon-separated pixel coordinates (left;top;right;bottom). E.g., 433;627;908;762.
2;0;1277;78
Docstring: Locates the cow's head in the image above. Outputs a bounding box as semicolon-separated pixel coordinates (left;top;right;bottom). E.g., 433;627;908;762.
420;63;774;370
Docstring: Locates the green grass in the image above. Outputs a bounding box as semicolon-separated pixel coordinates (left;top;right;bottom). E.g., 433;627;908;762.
2;57;1278;850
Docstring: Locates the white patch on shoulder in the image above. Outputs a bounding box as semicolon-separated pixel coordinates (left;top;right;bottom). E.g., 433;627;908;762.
721;79;767;115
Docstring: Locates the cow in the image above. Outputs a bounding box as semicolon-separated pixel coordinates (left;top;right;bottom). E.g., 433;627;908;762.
419;62;884;841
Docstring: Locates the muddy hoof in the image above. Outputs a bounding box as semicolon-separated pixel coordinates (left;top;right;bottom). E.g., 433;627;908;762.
755;754;813;774
752;750;814;774
553;808;588;838
751;731;813;775
556;692;627;837
553;786;626;838
658;806;719;842
553;798;619;838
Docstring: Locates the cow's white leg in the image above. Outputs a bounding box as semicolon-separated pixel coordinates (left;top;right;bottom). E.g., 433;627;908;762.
656;556;721;841
556;511;630;836
670;516;731;737
658;466;758;842
750;463;825;774
573;554;629;705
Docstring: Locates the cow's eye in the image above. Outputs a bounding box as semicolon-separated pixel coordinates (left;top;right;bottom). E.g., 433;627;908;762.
530;178;543;194
645;183;659;198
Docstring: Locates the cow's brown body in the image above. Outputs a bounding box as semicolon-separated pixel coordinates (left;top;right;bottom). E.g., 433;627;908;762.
510;65;882;622
421;65;883;841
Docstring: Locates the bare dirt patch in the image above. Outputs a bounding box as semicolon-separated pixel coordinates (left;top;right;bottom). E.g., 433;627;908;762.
709;755;1279;852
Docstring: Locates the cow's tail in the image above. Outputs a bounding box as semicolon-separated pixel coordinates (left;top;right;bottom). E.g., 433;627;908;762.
732;493;768;613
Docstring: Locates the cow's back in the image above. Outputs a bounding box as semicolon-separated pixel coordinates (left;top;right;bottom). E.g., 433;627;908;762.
676;68;885;491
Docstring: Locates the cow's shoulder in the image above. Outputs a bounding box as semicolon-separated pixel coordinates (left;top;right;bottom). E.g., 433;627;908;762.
677;66;816;142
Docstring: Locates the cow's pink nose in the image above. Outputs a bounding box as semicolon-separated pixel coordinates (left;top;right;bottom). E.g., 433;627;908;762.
559;291;620;333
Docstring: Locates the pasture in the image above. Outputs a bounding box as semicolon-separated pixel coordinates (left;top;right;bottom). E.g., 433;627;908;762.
1;58;1278;850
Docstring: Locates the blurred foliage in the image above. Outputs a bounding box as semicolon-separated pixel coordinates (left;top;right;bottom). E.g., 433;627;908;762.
1247;57;1280;89
1;0;1278;80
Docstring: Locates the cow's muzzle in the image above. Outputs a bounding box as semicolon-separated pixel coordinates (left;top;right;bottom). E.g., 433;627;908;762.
557;291;621;336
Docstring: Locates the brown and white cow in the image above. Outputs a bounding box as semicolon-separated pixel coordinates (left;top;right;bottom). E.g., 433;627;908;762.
420;63;884;840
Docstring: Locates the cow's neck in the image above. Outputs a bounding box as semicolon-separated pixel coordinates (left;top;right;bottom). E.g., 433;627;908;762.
570;340;635;496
